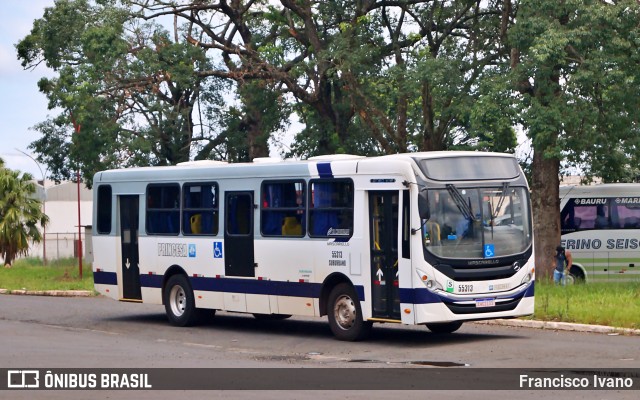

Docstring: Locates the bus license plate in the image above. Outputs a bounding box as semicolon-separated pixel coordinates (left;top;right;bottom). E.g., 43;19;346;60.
475;298;495;308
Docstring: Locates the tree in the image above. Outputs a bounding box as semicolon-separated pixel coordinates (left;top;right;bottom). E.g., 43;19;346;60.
0;159;49;267
338;0;517;154
132;0;517;156
509;0;640;276
17;0;231;185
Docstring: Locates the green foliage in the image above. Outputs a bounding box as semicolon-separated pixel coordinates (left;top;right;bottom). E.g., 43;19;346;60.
17;0;224;185
535;280;640;329
0;258;94;291
510;0;640;179
0;165;48;266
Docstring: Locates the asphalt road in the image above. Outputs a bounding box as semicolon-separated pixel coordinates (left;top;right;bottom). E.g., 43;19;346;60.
0;295;638;399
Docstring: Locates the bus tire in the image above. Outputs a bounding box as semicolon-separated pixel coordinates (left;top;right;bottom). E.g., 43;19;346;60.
567;267;585;285
164;274;200;327
327;283;372;341
426;321;463;334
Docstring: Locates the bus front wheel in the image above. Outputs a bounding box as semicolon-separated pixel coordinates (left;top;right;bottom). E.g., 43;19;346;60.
426;321;463;334
163;274;200;327
327;283;372;341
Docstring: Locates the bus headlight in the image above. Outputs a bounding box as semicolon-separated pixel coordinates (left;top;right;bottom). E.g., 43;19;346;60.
521;272;532;284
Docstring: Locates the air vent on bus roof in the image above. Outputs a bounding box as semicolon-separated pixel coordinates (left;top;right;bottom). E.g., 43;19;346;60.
177;160;228;166
307;154;364;161
252;157;282;163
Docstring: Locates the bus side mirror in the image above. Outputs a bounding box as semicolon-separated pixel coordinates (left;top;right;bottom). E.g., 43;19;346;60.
418;190;430;220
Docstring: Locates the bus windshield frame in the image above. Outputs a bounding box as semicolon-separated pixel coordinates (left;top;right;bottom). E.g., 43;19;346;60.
422;184;532;260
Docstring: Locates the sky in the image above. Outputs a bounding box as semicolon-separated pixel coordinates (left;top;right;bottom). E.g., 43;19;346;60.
0;0;57;179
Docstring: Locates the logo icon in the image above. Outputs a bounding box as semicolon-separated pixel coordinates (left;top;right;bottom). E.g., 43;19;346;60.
188;244;196;258
8;370;40;388
446;280;454;293
483;244;495;258
213;242;223;259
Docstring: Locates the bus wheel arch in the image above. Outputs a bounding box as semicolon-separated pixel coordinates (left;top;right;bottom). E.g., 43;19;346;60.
161;264;189;301
566;264;586;285
162;266;201;326
319;273;353;317
323;278;372;341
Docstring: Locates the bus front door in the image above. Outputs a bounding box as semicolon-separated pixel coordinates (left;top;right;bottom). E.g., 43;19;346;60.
224;191;255;277
119;195;142;301
369;191;401;320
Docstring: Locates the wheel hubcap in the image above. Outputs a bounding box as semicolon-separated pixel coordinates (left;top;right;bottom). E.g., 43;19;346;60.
334;294;356;330
169;285;186;317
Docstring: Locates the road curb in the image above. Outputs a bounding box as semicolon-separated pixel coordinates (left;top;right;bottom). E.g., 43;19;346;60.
0;289;93;297
475;318;640;336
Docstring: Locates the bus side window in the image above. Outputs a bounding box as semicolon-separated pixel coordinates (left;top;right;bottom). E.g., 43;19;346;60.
183;183;218;236
594;204;609;229
96;185;112;234
147;184;180;235
261;180;306;237
309;179;353;238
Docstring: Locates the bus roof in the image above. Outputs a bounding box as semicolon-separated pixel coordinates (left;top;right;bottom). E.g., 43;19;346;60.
93;151;518;184
560;183;640;198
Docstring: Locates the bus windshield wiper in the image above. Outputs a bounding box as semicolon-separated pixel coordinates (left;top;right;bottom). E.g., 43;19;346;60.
492;182;510;219
446;184;476;221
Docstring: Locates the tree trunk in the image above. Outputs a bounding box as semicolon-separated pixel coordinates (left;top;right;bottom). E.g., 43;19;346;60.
530;150;561;279
247;115;270;160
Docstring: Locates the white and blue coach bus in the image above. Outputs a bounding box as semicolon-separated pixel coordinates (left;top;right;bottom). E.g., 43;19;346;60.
560;183;640;283
92;152;534;341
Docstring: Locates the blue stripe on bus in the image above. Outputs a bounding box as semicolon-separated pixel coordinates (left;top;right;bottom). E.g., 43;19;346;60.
135;273;366;301
524;281;534;297
139;274;163;288
93;271;117;285
399;288;442;304
399;281;534;304
317;163;333;178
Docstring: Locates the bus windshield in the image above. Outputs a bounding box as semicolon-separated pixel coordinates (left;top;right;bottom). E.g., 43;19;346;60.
422;185;532;259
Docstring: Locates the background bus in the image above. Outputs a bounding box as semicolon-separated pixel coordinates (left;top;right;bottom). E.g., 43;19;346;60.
560;183;640;283
92;152;535;341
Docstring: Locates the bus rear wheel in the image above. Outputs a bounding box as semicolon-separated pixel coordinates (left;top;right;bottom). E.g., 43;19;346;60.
426;321;463;334
163;274;201;327
566;267;585;285
327;283;372;341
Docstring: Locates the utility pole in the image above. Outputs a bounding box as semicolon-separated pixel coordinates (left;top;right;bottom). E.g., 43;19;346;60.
70;113;83;279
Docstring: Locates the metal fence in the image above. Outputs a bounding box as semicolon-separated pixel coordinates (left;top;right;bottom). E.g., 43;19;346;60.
27;232;89;261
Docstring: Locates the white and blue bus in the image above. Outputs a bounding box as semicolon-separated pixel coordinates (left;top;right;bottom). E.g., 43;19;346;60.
92;152;534;341
560;183;640;283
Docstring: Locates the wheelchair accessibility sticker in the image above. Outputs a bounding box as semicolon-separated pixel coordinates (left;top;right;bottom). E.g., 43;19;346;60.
484;244;495;258
213;241;223;259
188;244;197;258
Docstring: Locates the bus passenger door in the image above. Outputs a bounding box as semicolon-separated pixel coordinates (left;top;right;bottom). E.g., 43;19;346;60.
224;191;255;277
369;191;401;320
119;195;142;300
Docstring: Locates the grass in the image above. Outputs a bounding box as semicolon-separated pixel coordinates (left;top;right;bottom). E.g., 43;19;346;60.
0;257;95;292
533;279;640;330
1;259;639;330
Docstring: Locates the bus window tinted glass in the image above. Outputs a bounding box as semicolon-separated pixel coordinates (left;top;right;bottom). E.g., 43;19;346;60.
309;180;353;238
183;183;218;235
96;185;112;234
419;156;520;181
146;184;180;235
261;181;305;237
